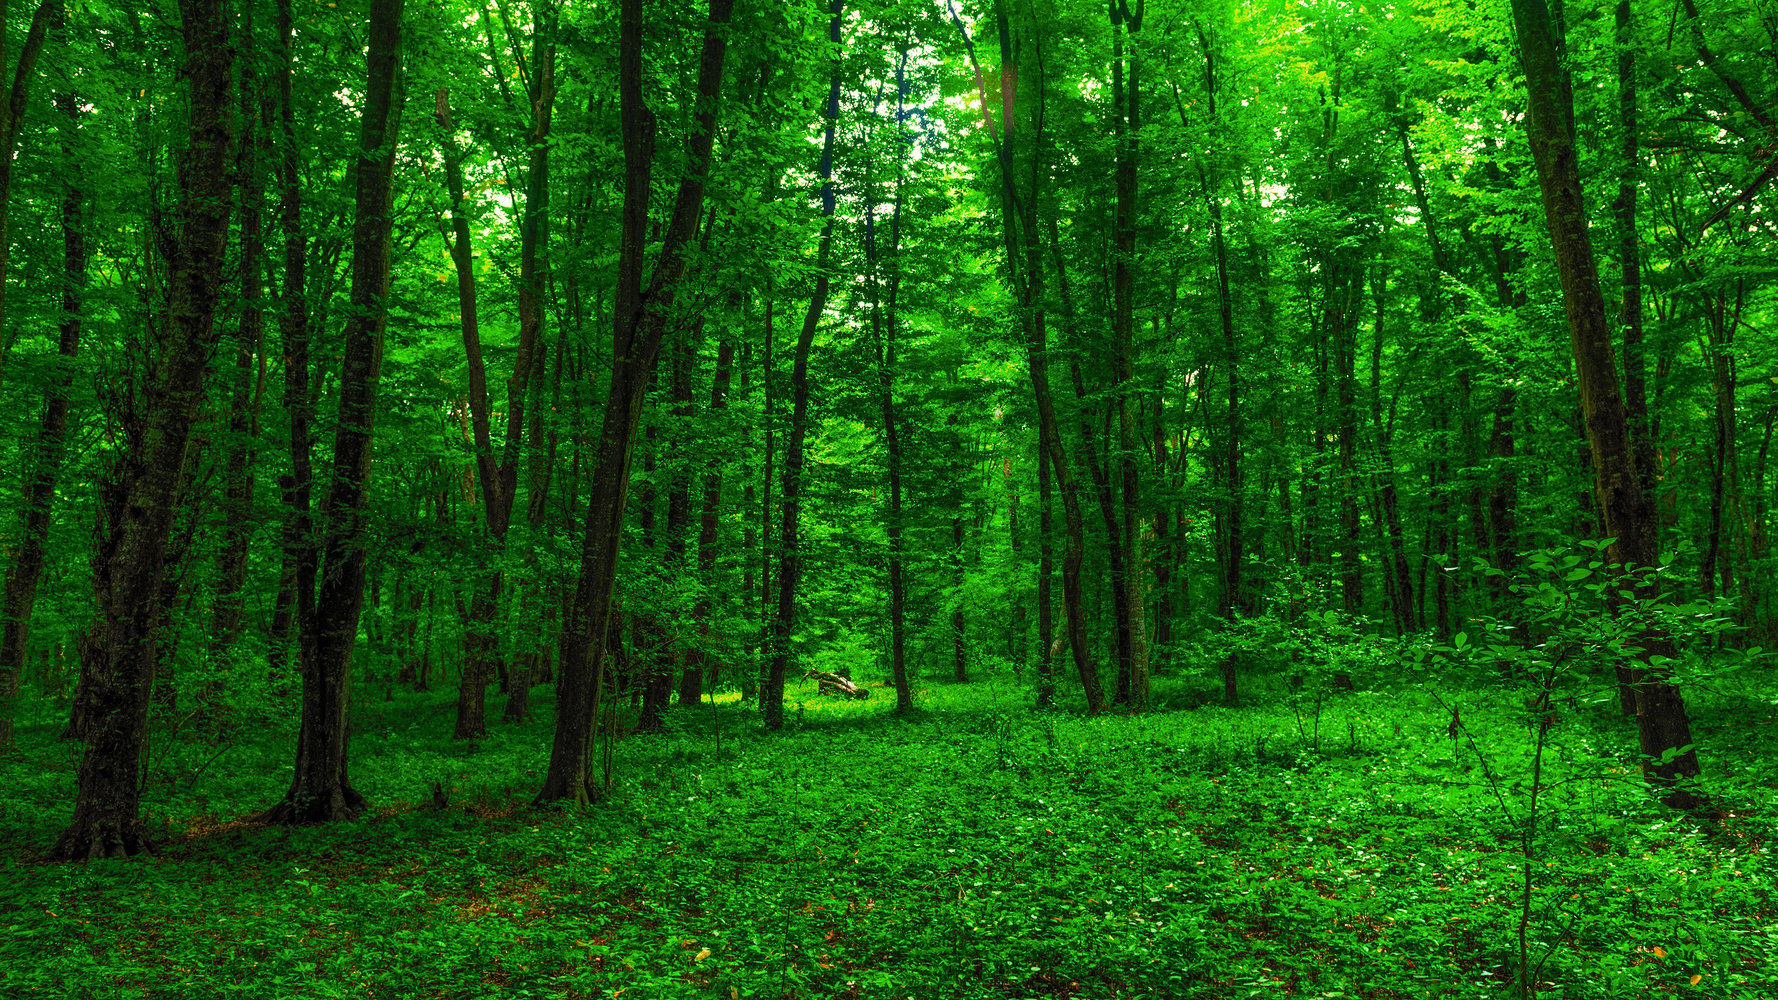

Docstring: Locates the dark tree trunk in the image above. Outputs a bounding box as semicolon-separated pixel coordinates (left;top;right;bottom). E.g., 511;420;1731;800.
539;0;734;804
438;6;556;737
1188;21;1243;699
1067;358;1131;702
434;90;496;739
951;509;967;683
262;0;404;826
684;329;735;709
0;64;84;752
1511;0;1702;810
1615;0;1657;684
502;11;556;725
763;0;844;732
50;0;235;860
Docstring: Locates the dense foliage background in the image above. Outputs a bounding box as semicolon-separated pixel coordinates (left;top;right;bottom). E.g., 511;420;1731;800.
0;0;1774;994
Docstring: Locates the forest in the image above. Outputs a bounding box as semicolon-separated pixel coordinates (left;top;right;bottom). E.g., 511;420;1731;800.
0;0;1774;995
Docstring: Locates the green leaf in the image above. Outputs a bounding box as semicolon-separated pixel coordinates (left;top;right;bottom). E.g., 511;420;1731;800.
1563;568;1590;582
1658;744;1696;765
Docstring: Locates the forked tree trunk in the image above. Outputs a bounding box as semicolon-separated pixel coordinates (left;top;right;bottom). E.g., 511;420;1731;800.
1510;0;1702;810
262;0;404;826
50;0;234;860
958;3;1105;713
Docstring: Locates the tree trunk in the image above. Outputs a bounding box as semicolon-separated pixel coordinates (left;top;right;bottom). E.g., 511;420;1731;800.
50;0;234;860
0;62;83;752
1036;442;1055;708
685;328;735;709
763;0;844;732
269;0;318;703
956;3;1105;712
867;51;912;713
502;10;557;724
1510;0;1702;810
1189;20;1243;700
262;0;404;826
1111;0;1148;711
538;0;734;804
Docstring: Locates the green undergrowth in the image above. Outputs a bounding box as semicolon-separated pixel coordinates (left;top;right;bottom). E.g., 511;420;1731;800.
2;669;1775;999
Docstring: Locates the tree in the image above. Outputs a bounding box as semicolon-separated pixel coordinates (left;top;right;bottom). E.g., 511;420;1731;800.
50;0;235;859
540;0;736;804
0;8;81;750
1509;0;1702;809
262;0;406;826
762;0;846;732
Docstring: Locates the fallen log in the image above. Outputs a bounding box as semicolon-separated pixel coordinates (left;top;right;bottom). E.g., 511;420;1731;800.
802;669;870;700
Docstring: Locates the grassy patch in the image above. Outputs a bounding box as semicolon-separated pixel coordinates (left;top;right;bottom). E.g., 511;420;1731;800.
3;671;1775;998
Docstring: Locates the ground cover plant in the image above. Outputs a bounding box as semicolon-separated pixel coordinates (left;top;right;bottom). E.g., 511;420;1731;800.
4;663;1775;999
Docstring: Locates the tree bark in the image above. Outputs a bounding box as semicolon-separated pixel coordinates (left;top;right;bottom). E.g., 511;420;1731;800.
684;327;735;709
50;0;235;860
268;0;318;703
262;0;404;826
955;1;1105;712
1510;0;1702;810
1188;20;1243;699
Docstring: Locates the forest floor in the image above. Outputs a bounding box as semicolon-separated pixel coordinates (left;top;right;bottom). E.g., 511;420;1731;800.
2;663;1775;999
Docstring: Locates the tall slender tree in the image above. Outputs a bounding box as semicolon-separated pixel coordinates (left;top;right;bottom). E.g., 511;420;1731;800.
262;0;405;825
540;0;736;804
763;0;846;731
1510;0;1702;810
